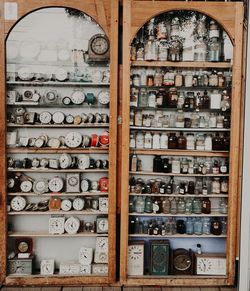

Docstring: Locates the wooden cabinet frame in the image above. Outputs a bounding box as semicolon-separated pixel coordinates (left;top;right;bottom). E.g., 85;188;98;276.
0;0;118;286
120;0;244;286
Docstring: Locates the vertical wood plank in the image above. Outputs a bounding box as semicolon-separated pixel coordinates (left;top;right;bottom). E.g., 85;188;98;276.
62;288;83;291
22;288;42;291
82;288;102;291
123;288;142;291
162;288;182;291
41;288;61;291
95;0;108;33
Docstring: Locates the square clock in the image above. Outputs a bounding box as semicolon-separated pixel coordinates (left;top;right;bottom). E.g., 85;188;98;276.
195;253;226;275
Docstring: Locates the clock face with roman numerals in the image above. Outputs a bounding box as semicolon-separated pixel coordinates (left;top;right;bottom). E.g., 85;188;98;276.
127;243;144;276
128;245;143;260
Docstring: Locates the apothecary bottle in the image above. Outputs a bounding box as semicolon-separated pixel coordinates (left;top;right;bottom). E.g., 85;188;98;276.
153;155;162;172
175;111;185;128
186;218;194;235
160;133;168;149
166;176;175;194
177;132;187;149
130;87;139;107
186;134;195;150
168;133;178;149
185;198;193;215
194;38;207;61
152;133;161;149
210;218;222;235
202;197;211;214
185;71;193;87
196;134;205;151
156;89;166;108
177;219;186;234
194;218;203;235
134;110;143;126
158;39;168;61
188;181;195;194
162;197;171;214
205;134;212;151
170;197;178;214
148;91;156;108
129;196;135;212
139;88;148;107
175;71;183;87
212;133;222;151
193;197;202;214
177;198;186;214
135;196;145;213
167;87;178;108
136;132;144;149
220;178;228;193
144;196;153;213
219;198;228;214
209;37;220;62
144;132;153;149
153;197;162;214
145;35;158;61
130;110;135;126
209;113;217;128
172;157;181;174
212;177;221;194
202;217;211;234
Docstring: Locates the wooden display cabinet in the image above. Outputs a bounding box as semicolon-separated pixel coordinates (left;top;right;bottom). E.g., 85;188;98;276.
120;0;243;286
0;0;118;286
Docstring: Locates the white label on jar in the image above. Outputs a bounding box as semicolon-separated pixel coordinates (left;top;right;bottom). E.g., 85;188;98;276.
130;138;136;148
172;160;181;174
153;203;159;213
196;145;205;151
210;93;222;109
144;136;152;149
221;182;228;193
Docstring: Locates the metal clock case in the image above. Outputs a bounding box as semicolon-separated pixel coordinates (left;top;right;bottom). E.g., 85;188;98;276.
149;240;170;276
195;253;226;275
96;216;108;234
8;256;34;276
87;34;110;63
170;248;194;275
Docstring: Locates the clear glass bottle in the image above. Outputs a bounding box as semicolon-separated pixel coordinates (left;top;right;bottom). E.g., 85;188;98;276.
185;198;193;214
154;69;163;86
135;132;144;149
205;134;212;151
144;132;153;149
177;197;186;214
148;91;156;108
172;157;181;174
219;198;228;214
202;217;211;234
220;178;228;194
170;197;178;214
193;197;202;214
175;111;185;128
186;133;195;150
162;197;171;214
209;113;217;128
145;35;158;61
194;218;203;235
130;133;136;148
130;110;135;126
160;133;168;149
152;133;161;149
139;88;148;107
212;177;221;194
144;196;153;213
186;218;194;235
135;196;145;213
158;39;168;61
196;134;205;151
134;110;143;126
185;71;193;87
209;37;220;62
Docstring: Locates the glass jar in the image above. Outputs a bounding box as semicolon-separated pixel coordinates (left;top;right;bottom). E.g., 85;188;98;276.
170;197;178;214
143;114;151;127
220;178;228;193
155;110;163;127
179;181;186;195
209;71;219;87
186;218;194;234
220;160;228;174
169;114;176;127
158;39;168;61
194;218;203;235
209;113;217;128
147;75;154;87
139;88;148;107
135;132;144;149
194;38;207;61
216;114;224;128
148;91;156;108
193;197;202;214
130;133;136;148
172;157;181;174
212;160;220;174
175;111;185;128
144;196;153;213
160;182;167;194
196;134;205;151
134;110;143;126
209;37;220;62
152;133;161;149
135;196;145;213
219;198;228;214
166;177;174;194
175;71;183;87
177;132;187;149
153;197;162;214
140;70;147;86
205;134;212;151
185;198;193;214
176;219;186;234
181;158;189;174
166;87;178;108
202;217;211;234
153;155;162;172
177;198;186;214
154;70;163;87
185;71;193;87
130;87;139;107
144;132;153;149
168;36;183;62
136;39;145;61
162;115;170;128
202;197;211;214
168;133;178;149
199;116;206;128
212;177;221;194
186;134;195;150
163;71;175;86
210;218;222;235
188;181;195;194
160;133;168;149
132;74;141;86
145;36;158;61
162;197;171;214
191;112;199;128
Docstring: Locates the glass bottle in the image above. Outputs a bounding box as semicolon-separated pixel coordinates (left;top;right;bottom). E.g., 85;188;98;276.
133;74;141;86
196;134;205;151
162;158;171;173
148;91;156;108
168;133;178;149
212;160;220;174
220;160;228;174
202;181;208;195
209;113;217;128
221;217;227;235
130;110;135;126
218;72;225;87
135;132;144;149
129;217;136;234
139;88;148;107
186;218;194;235
175;110;185;128
166;176;175;194
177;219;186;234
194;218;203;235
194;38;207;62
193;197;202;214
154;69;163;86
185;198;193;214
220;178;228;194
202;197;211;214
153;155;162;173
156;89;166;108
209;37;220;62
205;134;212;151
177;132;187;149
209;71;219;87
152;133;161;149
188;181;195;194
160;133;168;149
172;157;181;174
130;87;139;107
167;87;178;108
216;114;224;128
163;71;175;86
212;133;222;151
210;218;222;235
177;197;186;214
191;112;199;128
177;92;185;109
162;197;171;214
153;197;162;214
147;75;154;87
144;132;153;149
212;177;221;194
221;90;231;111
219;198;228;214
181;158;189;174
145;35;158;61
202;217;211;234
186;134;195;150
135;196;145;213
136;32;145;61
158;39;168;61
134;110;143;126
170;197;178;214
185;71;193;87
129;196;135;212
144;196;153;213
175;71;183;87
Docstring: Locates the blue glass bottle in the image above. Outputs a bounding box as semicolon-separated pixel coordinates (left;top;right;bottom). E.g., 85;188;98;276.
186;217;194;235
194;217;203;235
193;197;202;214
202;217;211;234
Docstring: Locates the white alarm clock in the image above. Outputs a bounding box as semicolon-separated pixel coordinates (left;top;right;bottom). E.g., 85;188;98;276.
195;253;226;275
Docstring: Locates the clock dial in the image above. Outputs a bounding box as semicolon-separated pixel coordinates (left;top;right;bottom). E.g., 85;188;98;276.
65;132;82;148
72;197;85;211
91;36;109;55
99;197;108;212
96;237;108;252
81;179;90;192
18;241;29;253
39;111;52;124
34;137;45;148
64;216;80;234
9;260;25;273
78;155;90;170
98;91;110;105
71;91;85;105
79;247;93;264
20;180;33;193
49;217;65;234
174;254;192;271
52;111;65;124
196;255;226;275
65;114;74;124
48;176;64;192
40;259;54;275
59;153;72;169
44;90;57;103
61;199;72;211
33;179;48;194
10;196;27;212
62;96;71;105
197;258;212;273
97;217;108;233
47;138;61;149
79;264;91;274
55;67;68;82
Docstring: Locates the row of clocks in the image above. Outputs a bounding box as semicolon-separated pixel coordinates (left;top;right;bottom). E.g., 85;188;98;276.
9;196;108;212
7;89;110;106
8;108;109;125
7;131;109;148
8;154;109;170
128;241;226;276
8;174;109;194
48;215;108;235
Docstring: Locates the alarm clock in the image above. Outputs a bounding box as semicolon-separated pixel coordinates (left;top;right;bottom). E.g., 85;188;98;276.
66;173;80;193
48;216;65;235
128;241;144;276
79;247;93;265
195;253;226;275
40;259;54;275
87;34;110;62
92;263;108;275
150;240;170;275
8;257;34;275
96;216;108;234
64;216;80;234
171;248;194;275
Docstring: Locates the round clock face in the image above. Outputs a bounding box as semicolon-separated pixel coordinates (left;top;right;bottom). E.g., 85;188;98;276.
73;197;85;211
17;67;34;81
65;132;82;148
45;91;57;103
40;158;49;168
20;180;33;193
10;196;27;212
47;138;61;149
7;178;15;189
91;36;109;55
61;199;72;211
35;138;45;148
98;91;110;105
97;218;108;232
52;111;65;124
31;158;40;168
48;176;64;192
174;254;192;271
62;96;71;105
65;114;74;124
55;67;68;82
33;179;48;194
9;260;26;273
68;176;79;187
64;216;80;234
81;179;90;192
78;155;90;170
59;153;72;169
71;91;85;105
17;241;29;253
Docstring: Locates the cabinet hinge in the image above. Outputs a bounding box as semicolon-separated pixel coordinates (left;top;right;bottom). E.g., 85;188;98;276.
118;116;122;124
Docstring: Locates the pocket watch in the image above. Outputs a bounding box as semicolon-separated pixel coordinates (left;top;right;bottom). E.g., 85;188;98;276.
47;138;61;149
20;180;33;193
98;91;110;105
33;179;49;194
72;197;85;211
71;90;85;105
52;111;65;124
99;197;109;212
66;173;80;193
79;247;93;265
59;153;72;169
39;111;52;124
49;197;61;211
81;179;90;192
96;216;108;234
77;155;90;170
61;199;72;212
49;216;65;235
64;216;80;234
62;96;71;105
48;176;64;193
65;114;74;124
65;132;82;148
10;196;27;212
171;248;194;275
40;259;54;275
22;89;34;101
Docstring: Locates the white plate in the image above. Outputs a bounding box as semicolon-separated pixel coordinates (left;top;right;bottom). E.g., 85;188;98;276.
19;39;40;59
17;67;34;81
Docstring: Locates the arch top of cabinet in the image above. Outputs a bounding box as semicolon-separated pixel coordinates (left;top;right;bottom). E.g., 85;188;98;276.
4;0;118;37
125;0;244;44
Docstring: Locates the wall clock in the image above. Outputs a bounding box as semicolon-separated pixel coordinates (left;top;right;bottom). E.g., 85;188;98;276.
195;253;226;275
128;241;144;276
171;248;194;275
150;240;170;275
88;34;110;62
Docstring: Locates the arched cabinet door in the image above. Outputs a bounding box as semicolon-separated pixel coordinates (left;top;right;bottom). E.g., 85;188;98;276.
120;0;243;286
0;0;118;286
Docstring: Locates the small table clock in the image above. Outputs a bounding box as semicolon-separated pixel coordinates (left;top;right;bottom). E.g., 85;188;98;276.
171;248;194;275
128;240;144;276
87;34;110;62
195;253;226;275
8;256;34;275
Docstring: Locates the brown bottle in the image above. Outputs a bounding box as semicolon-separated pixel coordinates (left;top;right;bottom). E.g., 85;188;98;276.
210;218;222;235
177;132;187;149
168;133;178;149
202;197;211;214
212;133;222;151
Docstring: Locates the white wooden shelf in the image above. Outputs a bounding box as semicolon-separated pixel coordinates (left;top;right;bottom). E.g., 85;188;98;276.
8;191;108;196
8;231;108;237
7;81;110;86
130;126;230;132
8;148;109;154
129;234;227;238
8;168;109;173
130;171;229;177
7;123;109;128
8;210;108;215
129;193;228;198
129;212;227;217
